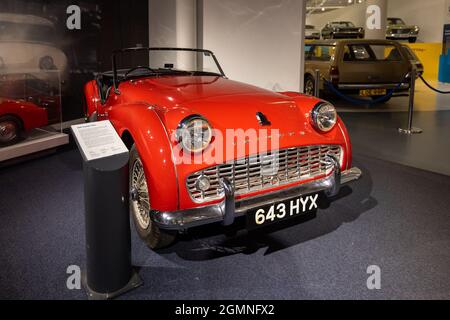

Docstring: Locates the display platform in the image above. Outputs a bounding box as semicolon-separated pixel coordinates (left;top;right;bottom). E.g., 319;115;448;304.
0;129;69;162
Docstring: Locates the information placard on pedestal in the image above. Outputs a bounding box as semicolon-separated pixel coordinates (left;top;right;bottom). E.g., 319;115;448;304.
71;120;142;300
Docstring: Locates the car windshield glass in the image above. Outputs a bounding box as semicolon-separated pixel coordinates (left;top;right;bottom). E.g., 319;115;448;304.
0;21;55;43
388;18;405;25
112;48;224;81
331;22;355;28
305;45;336;61
343;44;403;62
305;25;315;30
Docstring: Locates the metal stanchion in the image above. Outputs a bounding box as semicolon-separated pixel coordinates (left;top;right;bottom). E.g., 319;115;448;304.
399;68;423;134
314;69;320;98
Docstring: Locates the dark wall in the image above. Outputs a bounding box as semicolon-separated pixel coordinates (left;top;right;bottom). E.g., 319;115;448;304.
0;0;149;121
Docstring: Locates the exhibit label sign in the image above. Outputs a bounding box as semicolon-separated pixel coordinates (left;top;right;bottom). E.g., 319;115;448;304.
71;121;128;161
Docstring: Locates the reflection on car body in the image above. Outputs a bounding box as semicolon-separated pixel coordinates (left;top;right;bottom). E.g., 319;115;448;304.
0;13;68;81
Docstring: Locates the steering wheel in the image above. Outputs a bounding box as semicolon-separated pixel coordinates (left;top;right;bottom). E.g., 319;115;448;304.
124;66;155;78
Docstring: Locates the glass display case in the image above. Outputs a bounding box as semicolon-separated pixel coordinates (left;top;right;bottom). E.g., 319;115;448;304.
0;70;68;161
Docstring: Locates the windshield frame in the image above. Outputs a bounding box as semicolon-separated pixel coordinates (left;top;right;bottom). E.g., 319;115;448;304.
387;18;405;25
331;21;355;28
111;47;226;93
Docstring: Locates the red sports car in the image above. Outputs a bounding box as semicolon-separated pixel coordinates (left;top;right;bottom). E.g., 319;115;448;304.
0;97;48;146
84;48;361;249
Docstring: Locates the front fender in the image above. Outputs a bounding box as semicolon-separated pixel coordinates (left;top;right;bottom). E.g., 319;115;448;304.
84;80;100;119
108;104;179;212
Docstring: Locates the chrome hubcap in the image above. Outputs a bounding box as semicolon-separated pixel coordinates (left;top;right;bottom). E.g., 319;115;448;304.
130;158;151;229
0;121;18;143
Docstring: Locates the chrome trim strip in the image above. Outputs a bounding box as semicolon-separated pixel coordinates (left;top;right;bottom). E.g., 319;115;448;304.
338;83;409;90
337;123;350;170
152;156;362;230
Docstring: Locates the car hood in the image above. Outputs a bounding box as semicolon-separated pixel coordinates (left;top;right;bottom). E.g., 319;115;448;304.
121;76;324;152
126;75;274;104
334;27;360;31
387;24;415;29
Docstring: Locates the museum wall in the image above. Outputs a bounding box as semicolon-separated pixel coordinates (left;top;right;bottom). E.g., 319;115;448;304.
148;0;306;92
148;0;179;47
387;0;446;43
199;0;306;92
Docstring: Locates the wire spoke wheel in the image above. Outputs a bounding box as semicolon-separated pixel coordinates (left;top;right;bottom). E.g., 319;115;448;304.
131;158;151;229
0;120;18;144
305;79;315;96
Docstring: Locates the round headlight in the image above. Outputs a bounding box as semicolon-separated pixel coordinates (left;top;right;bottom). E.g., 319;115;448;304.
176;115;212;153
39;56;56;70
311;102;337;132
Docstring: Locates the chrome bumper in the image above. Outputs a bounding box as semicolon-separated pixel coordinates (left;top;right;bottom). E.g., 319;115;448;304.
338;83;410;90
152;156;362;231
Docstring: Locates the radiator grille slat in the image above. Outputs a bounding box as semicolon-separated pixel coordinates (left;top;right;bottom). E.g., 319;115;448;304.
186;145;342;203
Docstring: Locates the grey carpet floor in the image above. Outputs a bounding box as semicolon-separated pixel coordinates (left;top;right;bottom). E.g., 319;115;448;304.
1;148;450;300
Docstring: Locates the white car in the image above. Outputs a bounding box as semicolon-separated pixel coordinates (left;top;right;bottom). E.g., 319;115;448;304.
0;13;68;81
305;25;321;40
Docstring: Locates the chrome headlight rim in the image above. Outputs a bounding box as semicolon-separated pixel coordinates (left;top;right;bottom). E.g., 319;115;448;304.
176;114;213;153
311;102;338;133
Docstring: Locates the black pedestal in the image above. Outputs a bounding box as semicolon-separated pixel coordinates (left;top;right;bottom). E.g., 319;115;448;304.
82;153;142;299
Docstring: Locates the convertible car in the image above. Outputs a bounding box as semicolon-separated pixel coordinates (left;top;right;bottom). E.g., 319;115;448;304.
84;48;362;249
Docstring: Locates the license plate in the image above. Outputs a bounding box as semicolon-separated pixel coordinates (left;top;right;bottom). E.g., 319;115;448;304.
247;194;319;230
359;89;387;97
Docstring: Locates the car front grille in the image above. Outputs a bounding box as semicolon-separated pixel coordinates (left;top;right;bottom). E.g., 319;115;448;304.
186;145;342;203
393;29;411;34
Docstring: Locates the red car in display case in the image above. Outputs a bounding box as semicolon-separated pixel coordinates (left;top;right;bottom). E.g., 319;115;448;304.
84;48;362;249
0;97;48;146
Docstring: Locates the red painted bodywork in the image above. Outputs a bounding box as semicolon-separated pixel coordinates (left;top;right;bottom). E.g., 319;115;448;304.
84;75;353;212
0;98;48;131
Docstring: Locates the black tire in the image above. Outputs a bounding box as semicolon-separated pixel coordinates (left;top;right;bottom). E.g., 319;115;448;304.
371;95;392;104
0;115;22;146
304;75;316;96
409;37;417;43
129;144;176;249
